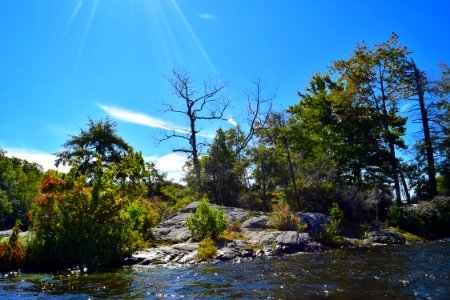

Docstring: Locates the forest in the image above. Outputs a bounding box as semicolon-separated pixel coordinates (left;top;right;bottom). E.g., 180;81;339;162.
1;34;449;271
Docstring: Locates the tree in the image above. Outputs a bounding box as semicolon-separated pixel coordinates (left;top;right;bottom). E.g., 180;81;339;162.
435;63;450;194
160;70;228;195
332;33;412;205
232;78;273;157
55;118;130;177
409;59;437;198
288;73;389;213
204;128;241;207
0;150;43;229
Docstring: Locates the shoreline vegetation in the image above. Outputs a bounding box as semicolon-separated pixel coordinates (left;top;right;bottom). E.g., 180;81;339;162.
1;33;450;273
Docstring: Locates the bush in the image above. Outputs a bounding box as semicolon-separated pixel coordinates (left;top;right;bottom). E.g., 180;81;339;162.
0;220;26;271
393;197;450;239
28;155;148;270
320;202;344;246
387;205;401;227
197;238;217;261
185;198;227;241
128;199;157;239
269;200;303;231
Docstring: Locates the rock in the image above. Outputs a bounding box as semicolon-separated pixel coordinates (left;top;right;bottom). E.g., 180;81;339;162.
216;239;249;249
132;242;200;265
296;212;328;237
262;246;280;256
304;241;325;252
152;213;192;242
216;248;239;261
365;229;406;245
241;214;270;229
178;251;198;264
0;230;31;242
154;202;250;243
244;230;312;253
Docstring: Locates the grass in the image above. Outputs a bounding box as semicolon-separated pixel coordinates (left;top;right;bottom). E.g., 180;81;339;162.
197;238;217;261
387;226;424;242
219;230;247;241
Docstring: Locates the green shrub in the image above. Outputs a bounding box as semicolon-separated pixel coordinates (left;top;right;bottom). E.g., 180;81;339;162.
197;237;217;261
185;198;227;241
28;155;147;270
269;200;305;231
387;205;401;227
128;199;157;239
394;197;450;239
320;202;344;246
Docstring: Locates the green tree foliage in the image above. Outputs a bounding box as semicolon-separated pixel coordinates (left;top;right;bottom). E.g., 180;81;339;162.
0;150;43;229
55;118;130;177
250;113;299;210
287;74;390;213
29;151;149;269
332;33;412;204
320;202;344;245
185;198;227;241
204;128;242;207
435;64;450;195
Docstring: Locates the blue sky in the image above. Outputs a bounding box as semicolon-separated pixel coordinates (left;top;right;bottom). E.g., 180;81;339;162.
1;0;449;181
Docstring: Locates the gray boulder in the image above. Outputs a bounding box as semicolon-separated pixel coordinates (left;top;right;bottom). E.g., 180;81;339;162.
365;229;406;245
241;214;270;229
245;230;312;253
133;242;200;265
296;212;328;237
152;213;192;243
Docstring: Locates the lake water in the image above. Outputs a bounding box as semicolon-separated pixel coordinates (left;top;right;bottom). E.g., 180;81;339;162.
1;240;449;299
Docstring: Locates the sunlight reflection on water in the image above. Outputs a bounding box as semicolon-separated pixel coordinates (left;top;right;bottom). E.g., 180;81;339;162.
0;240;449;299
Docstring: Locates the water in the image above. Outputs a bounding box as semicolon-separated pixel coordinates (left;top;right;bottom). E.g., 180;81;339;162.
1;240;449;299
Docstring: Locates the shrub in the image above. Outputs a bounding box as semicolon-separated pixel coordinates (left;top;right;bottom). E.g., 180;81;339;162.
269;200;304;231
320;202;344;246
228;219;242;232
28;155;148;270
128;199;157;239
0;220;26;271
387;205;401;227
197;238;217;261
185;198;227;241
393;197;450;239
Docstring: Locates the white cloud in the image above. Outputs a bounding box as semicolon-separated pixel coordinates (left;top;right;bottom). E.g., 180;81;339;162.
227;117;238;127
198;13;216;20
98;104;190;134
99;104;216;139
146;153;187;183
400;103;413;113
4;148;71;173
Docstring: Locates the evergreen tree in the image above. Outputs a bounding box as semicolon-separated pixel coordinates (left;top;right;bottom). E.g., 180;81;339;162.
204;128;241;207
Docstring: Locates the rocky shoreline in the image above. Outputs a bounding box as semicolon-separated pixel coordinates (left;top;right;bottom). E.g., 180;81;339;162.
127;202;407;267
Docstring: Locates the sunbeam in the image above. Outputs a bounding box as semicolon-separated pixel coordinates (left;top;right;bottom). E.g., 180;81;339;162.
73;0;99;69
65;0;83;33
170;0;217;74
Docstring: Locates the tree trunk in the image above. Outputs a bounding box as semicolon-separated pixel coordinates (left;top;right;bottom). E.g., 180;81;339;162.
412;60;437;198
379;74;402;205
399;168;411;204
380;98;402;205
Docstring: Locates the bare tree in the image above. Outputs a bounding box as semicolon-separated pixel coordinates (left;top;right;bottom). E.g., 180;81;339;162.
234;78;273;157
159;69;229;194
